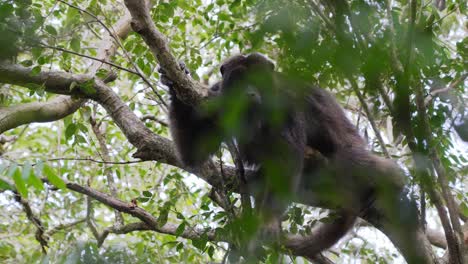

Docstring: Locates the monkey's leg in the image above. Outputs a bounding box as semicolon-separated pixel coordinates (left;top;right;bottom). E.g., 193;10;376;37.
364;189;436;264
284;210;356;258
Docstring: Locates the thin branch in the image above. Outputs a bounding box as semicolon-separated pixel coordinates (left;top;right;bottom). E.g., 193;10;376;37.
308;0;335;32
13;192;48;253
5;157;145;166
57;0;168;108
349;79;390;158
46;219;86;237
90;110;124;226
45;177;357;259
425;73;468;106
140;114;168;127
426;4;459;29
39;43;139;75
385;0;405;75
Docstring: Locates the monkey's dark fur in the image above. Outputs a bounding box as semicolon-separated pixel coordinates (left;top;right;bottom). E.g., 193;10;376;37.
161;54;427;262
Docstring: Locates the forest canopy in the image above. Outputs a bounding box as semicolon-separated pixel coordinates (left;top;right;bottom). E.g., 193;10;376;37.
0;0;466;263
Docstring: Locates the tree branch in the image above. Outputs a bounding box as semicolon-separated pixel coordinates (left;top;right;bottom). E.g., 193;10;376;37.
13;192;48;253
90;111;125;226
0;95;83;134
50;178;353;260
123;0;207;105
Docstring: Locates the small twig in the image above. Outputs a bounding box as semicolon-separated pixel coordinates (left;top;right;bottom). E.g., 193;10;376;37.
0;135;17;144
4;157;144;166
348;78;390;158
308;0;336;32
13;192;48;253
425;73;468;106
39;43;139;75
386;0;405;75
57;0;168;109
426;5;459;29
46;219;86;237
140;114;168;127
86;179;101;240
90;110;124;226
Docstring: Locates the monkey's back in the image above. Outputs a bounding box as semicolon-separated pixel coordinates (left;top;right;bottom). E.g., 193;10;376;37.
304;87;366;157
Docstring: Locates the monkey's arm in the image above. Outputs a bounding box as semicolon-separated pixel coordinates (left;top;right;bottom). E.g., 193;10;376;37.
160;66;222;166
168;89;222;166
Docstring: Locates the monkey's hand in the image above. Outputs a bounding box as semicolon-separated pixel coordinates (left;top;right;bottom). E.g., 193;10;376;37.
157;62;190;88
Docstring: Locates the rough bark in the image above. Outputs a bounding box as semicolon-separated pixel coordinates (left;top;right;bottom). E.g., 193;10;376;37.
0;95;83;134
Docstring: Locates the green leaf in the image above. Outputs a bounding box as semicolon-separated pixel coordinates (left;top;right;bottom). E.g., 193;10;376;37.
218;12;230;21
12;168;28;198
25;161;44;191
157;209;169;228
45;25;57;36
176;242;183;251
96;69;110;80
70;37;80;52
207;245;215;258
43;165;66;189
74;134;87;144
142;190;152;197
20;60;33;67
0;178;13;191
191;234;207;251
31;66;41;76
229;0;241;9
175;222;186;236
37;56;48;65
137;197;150;203
65;123;77;139
157;201;171;227
31;47;42;58
21;161;31;181
29;170;45;191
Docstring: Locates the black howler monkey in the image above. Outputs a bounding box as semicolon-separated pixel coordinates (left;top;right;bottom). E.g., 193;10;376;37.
161;53;427;263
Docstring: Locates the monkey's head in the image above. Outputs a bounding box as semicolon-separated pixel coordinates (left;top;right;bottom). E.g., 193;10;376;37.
212;53;278;140
219;53;275;97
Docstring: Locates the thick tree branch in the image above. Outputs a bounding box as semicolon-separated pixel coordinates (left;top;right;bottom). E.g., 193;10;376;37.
0;63;90;96
0;95;83;134
123;0;207;105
